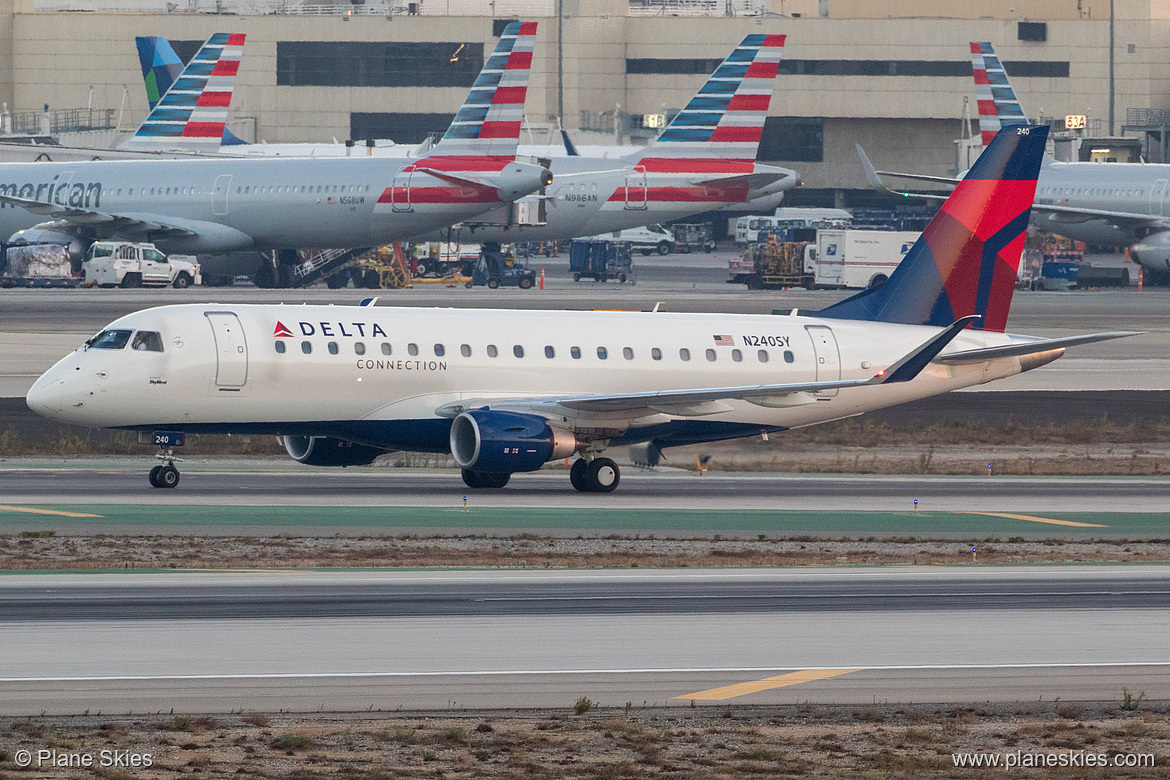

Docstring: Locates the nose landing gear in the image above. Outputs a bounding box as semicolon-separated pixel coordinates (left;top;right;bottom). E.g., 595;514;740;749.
149;448;182;489
570;456;620;493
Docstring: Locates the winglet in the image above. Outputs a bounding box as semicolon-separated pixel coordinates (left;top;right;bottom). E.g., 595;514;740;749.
560;129;580;157
856;144;893;194
875;315;981;383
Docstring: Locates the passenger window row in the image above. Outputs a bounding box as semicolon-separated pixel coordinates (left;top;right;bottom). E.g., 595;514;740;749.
275;340;796;363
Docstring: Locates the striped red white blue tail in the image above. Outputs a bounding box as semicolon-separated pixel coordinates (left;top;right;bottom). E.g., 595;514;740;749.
635;34;784;163
971;42;1029;146
428;22;536;158
119;33;245;153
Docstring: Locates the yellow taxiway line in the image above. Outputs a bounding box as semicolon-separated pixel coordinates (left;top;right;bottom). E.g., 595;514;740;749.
0;505;104;518
964;511;1107;528
675;668;860;701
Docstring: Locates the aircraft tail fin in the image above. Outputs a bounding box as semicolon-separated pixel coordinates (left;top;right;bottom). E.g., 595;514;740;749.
136;36;185;112
817;125;1048;333
120;32;245;153
971;42;1029;145
428;22;537;159
634;34;784;164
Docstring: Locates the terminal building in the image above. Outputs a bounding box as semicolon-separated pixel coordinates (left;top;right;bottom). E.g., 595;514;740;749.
0;0;1168;207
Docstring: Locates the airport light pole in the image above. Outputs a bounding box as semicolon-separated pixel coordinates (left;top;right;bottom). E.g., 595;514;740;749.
1109;0;1115;136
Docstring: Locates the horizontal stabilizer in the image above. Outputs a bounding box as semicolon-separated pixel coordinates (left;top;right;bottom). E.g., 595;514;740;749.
935;331;1139;364
691;169;793;191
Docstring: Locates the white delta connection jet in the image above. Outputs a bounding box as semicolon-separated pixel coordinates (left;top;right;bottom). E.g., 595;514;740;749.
27;126;1135;493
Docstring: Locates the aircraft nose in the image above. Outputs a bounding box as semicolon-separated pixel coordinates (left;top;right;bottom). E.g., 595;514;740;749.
26;376;65;420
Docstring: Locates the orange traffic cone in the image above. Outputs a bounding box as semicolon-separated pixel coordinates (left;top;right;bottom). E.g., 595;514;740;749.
540;265;545;290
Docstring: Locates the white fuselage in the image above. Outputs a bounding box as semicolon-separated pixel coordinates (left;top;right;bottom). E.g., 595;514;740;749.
28;303;1038;454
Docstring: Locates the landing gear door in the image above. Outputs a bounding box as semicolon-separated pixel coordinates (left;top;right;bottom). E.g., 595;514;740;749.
204;311;248;390
805;324;841;398
391;170;413;213
624;166;647;210
213;174;232;216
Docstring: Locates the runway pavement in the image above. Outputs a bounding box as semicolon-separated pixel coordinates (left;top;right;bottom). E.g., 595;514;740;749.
1;567;1166;713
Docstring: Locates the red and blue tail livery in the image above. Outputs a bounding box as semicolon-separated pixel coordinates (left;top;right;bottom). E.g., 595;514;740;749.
818;125;1048;333
432;21;537;158
120;32;245;153
639;33;784;163
970;42;1028;146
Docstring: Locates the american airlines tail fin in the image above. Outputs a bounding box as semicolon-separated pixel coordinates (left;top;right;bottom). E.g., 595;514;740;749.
970;42;1028;145
634;34;784;164
120;33;246;153
427;22;537;159
818;125;1048;333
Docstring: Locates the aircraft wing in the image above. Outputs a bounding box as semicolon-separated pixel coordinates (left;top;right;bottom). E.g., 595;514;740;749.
438;317;976;418
856;144;950;200
934;331;1139;364
0;193;199;237
858;143;1170;231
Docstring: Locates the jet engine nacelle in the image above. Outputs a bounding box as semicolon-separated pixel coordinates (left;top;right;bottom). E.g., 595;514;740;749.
449;410;576;474
493;161;554;202
1131;230;1170;273
283;435;386;467
7;228;86;261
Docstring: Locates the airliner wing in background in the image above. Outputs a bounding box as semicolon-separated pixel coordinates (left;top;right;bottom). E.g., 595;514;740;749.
856;143;1170;234
0;193;195;237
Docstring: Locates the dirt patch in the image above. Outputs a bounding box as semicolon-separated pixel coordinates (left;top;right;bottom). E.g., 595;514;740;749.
1;704;1167;778
2;534;1170;571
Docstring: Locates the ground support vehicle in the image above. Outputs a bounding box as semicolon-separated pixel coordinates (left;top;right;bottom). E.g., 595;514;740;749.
0;242;83;288
806;229;919;289
732;240;813;289
470;247;536;289
412;242;481;279
569;240;635;283
82;242;200;288
672;223;717;254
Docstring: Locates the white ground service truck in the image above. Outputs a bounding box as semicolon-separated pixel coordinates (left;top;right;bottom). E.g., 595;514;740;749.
83;242;201;288
807;229;919;289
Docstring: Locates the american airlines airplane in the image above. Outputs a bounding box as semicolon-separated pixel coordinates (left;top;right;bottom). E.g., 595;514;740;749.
25;126;1133;492
865;41;1170;282
435;34;798;244
0;22;550;279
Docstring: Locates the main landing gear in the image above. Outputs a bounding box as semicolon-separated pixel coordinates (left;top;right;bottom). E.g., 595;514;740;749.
569;457;620;493
148;448;182;489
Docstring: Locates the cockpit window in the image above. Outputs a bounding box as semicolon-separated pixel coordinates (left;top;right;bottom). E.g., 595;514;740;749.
86;329;133;350
131;331;164;352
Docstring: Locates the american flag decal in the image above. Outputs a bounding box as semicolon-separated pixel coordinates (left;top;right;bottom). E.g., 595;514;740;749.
713;335;734;346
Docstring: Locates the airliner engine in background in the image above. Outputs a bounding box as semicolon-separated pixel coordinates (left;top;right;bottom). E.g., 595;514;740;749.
0;22;549;279
863;40;1170;283
431;34;798;244
26;127;1134;493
